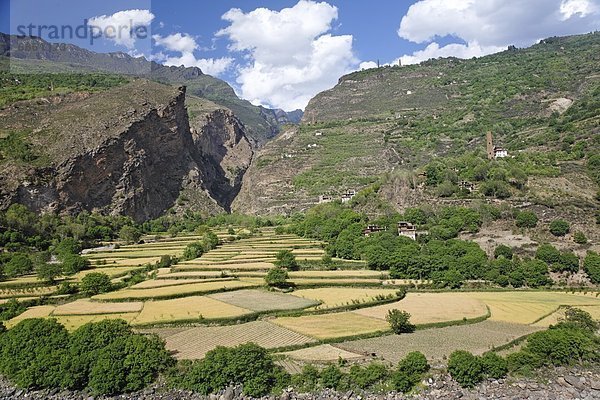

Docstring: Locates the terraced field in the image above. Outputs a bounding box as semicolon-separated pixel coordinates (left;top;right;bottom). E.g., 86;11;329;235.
272;312;390;339
150;321;318;359
208;289;319;312
291;288;401;309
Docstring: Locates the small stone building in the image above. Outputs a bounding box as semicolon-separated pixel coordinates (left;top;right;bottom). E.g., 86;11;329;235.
397;221;416;240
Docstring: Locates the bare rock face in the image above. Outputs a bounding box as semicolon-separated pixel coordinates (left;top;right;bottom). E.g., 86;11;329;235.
192;109;254;211
0;80;254;221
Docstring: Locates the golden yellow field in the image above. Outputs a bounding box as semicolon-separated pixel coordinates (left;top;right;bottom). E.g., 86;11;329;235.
292;288;400;309
5;305;55;328
53;299;143;315
0;285;57;299
282;344;365;362
54;313;138;331
130;278;226;289
70;267;141;281
92;279;258;300
353;292;488;324
132;296;251;325
272;312;390;339
175;262;275;270
463;291;600;325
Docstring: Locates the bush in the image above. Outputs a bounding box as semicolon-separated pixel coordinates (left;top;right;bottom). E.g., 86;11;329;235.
291;365;320;392
320;364;345;389
4;254;33;277
480;352;507;379
535;244;560;264
275;250;299;271
559;307;600;332
524;327;596;365
506;351;541;375
494;245;513;260
447;350;484;388
392;351;429;393
183;242;204;261
0;299;26;321
172;343;288;397
61;254;89;275
573;231;588;244
36;262;62;283
0;318;69;388
549;219;570;237
201;232;220;251
348;363;389;389
80;272;112;296
119;225;141;244
556;251;580;273
265;267;289;287
386;309;415;334
515;211;538;228
583;251;600;284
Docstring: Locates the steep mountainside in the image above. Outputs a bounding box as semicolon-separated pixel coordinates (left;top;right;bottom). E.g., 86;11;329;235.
0;80;253;221
0;33;302;144
235;33;599;234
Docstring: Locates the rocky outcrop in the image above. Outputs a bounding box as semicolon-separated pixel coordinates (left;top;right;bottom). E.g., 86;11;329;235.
192;109;254;211
0;80;255;221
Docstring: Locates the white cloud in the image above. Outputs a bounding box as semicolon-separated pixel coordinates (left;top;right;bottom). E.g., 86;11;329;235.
359;61;378;70
396;0;600;63
88;9;154;49
217;0;357;111
153;33;234;76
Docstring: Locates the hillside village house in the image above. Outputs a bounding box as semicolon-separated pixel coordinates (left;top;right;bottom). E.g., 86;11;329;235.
363;225;387;236
398;221;417;240
318;195;334;204
341;190;357;203
486;131;509;160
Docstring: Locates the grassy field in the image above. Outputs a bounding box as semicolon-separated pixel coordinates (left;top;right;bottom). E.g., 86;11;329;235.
54;313;139;331
352;292;488;324
5;305;56;328
149;321;317;359
53;299;143;315
132;296;251;325
272;312;390;340
338;320;542;363
130;278;229;289
291;288;400;309
462;291;600;325
282;344;365;362
92;280;258;301
208;289;319;312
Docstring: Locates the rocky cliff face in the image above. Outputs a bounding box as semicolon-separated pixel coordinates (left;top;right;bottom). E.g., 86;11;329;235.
191;109;254;211
0;80;254;221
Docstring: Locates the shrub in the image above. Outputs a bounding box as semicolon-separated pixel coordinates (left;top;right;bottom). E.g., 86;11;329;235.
535;244;560;264
386;309;415;334
172;343;288;397
4;253;33;277
88;334;173;395
265;267;289;287
583;251;600;284
118;225;141;244
392;351;429;393
201;232;220;251
183;242;204;261
480;352;507;379
524;327;596;365
0;298;26;321
556;251;580;273
36;262;62;283
494;245;513;260
291;365;320;392
573;231;588;244
320;364;345;389
348;363;389;389
80;272;112;296
515;211;538;228
275;250;299;271
506;351;541;375
61;254;89;275
549;219;570;237
558;307;600;333
447;350;484;388
0;318;69;388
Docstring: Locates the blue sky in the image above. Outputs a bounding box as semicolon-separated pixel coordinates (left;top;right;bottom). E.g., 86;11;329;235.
2;0;599;110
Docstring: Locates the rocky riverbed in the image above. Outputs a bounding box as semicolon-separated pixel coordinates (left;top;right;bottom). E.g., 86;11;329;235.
0;366;598;400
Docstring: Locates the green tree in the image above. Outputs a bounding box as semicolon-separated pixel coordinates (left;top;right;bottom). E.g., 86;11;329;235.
320;364;345;389
4;254;33;277
535;244;560;264
549;219;570;237
61;254;89;275
480;352;508;379
36;262;62;283
118;225;141;244
183;242;204;261
583;251;600;284
80;272;112;296
0;318;69;388
393;352;429;393
265;267;289;287
494;244;513;260
201;231;220;251
448;350;484;388
515;211;538;228
275;249;299;271
386;309;415;334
